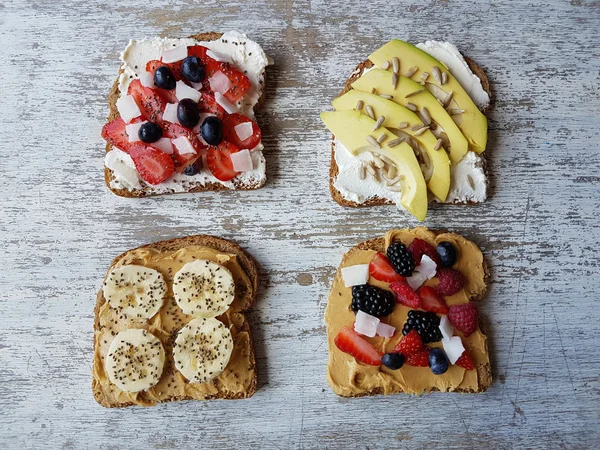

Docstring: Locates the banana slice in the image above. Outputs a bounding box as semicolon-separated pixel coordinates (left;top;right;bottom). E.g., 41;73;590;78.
105;328;165;392
173;317;234;383
172;260;235;318
102;265;166;319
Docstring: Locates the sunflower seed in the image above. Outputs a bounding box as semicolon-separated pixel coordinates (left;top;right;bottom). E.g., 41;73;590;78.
443;90;454;107
434;138;443;150
371;87;377;94
386;175;402;186
366;163;378;179
467;175;475;190
405;103;417;112
405;88;425;98
419;106;432;125
377;133;387;144
372;154;385;168
386;165;397;179
359;164;367;180
432;66;442;84
388;185;403;192
391;72;399;89
373;115;385;131
380;60;390;70
441;72;448;84
379;94;394;99
429;122;437;131
450;108;465;115
356;100;364;110
365;135;380;148
422;150;431;167
413;126;430;136
365;105;375;120
378;154;395;166
420;71;429;82
388;137;406;147
410;123;424;131
437;97;445;106
392;57;400;74
406;66;418;78
398;121;409;129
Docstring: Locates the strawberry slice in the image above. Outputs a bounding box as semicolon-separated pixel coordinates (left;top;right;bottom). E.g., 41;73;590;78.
390;281;421;308
102;118;132;150
418;286;449;314
393;329;422;356
334;326;382;366
223;113;261;150
207;141;240;181
369;252;406;283
455;351;475;370
198;92;226;119
405;347;430;367
145;59;184;81
129;144;174;184
128;79;167;123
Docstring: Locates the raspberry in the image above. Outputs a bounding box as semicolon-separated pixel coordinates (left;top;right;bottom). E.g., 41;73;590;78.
390;281;421;308
407;238;441;266
455;351;475;370
436;268;466;296
448;303;479;337
406;347;430;367
393;329;422;355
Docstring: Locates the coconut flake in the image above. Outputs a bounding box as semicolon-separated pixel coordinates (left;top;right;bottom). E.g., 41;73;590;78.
234;122;254;142
418;255;438;279
125;121;147;142
354;311;380;338
442;336;465;365
209;71;232;94
230;149;253;172
407;271;428;290
341;264;370;287
152;138;174;155
175;80;201;103
171;136;196;155
439;315;454;340
191;81;203;90
162;103;179;124
376;322;395;338
206;49;233;63
139;71;155;89
116;95;141;123
161;45;188;63
215;92;238;114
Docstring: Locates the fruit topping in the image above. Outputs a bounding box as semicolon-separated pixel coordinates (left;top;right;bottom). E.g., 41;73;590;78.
198;92;226;119
387;242;416;277
177;98;200;129
406;347;430;367
447;303;479;337
102;117;132;150
428;348;449;375
351;284;396;318
438;315;454;340
408;238;441;266
206;140;240;181
230;149;253;172
381;353;405;370
369;252;406;283
354;310;379;338
154;65;176;90
175;80;201;103
115;94;142;123
418;285;449;314
376;322;395;338
129;144;175;185
436;267;466;296
201;116;224;146
390;280;421;309
138;122;163;143
334;326;383;366
181;56;206;83
205;60;251;103
437;241;458;267
128;79;167;123
442;336;466;365
223;113;262;150
183;157;203;176
402;310;442;343
393;329;422;355
455;351;475;370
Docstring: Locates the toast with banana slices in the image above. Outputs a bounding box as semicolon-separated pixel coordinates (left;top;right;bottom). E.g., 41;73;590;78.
92;235;259;407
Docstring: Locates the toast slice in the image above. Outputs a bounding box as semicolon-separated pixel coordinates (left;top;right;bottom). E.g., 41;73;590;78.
329;54;492;208
92;235;259;407
325;228;491;397
104;32;269;197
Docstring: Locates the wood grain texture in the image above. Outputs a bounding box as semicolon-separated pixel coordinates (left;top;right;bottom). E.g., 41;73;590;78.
0;0;599;449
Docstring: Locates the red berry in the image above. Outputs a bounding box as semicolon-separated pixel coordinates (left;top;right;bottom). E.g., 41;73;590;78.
448;303;479;337
407;238;441;266
129;144;175;185
223;113;262;150
145;59;184;82
334;326;382;366
102;117;135;151
418;285;449;314
369;253;406;283
436;268;466;296
198;92;226;119
127;79;167;124
389;281;421;308
405;347;430;367
207;141;241;181
455;351;475;370
393;329;422;355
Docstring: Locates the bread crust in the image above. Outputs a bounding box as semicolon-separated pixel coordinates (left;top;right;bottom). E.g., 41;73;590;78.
329;55;492;208
328;230;492;397
104;32;267;197
92;235;259;407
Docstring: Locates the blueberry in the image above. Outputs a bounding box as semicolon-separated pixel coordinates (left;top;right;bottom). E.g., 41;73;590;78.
138;122;162;143
381;353;405;370
177;98;200;129
181;56;205;83
183;157;203;176
428;348;449;375
437;241;458;267
154;66;176;90
200;116;223;146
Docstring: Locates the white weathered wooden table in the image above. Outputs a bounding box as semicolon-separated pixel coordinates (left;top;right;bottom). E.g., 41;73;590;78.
1;0;599;448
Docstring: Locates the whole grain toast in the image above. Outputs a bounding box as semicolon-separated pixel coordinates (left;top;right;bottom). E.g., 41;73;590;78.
92;235;259;408
104;32;267;197
325;229;492;397
329;56;492;208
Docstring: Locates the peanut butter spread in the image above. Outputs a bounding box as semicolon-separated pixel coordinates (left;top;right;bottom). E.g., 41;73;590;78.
93;245;255;407
326;227;491;396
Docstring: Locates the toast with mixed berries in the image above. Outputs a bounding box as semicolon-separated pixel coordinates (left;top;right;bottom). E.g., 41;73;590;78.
92;235;259;407
325;227;491;397
101;31;271;197
321;40;492;221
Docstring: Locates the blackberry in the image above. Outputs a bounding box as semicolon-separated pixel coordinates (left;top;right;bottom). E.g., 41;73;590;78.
386;242;416;276
402;310;442;343
351;284;395;318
